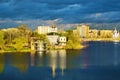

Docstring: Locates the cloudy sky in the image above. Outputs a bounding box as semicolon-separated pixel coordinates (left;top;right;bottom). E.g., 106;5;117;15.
0;0;120;29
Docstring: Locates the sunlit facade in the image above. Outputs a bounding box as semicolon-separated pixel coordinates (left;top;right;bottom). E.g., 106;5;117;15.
46;35;59;45
89;29;98;38
58;37;67;46
113;28;119;38
99;30;113;38
38;26;57;34
76;25;89;38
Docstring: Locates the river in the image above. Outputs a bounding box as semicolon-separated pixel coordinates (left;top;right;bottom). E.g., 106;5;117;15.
0;41;120;80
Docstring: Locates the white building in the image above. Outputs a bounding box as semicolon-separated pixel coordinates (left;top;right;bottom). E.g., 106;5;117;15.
58;37;67;46
51;25;57;33
38;26;57;34
38;26;51;34
113;28;119;38
46;35;59;45
46;35;67;46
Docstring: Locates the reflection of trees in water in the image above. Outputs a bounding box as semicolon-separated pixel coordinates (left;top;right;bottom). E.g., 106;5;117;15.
34;50;67;77
32;49;89;77
34;52;48;67
66;49;88;69
66;49;81;68
30;53;35;66
0;54;4;73
66;49;81;55
6;53;29;73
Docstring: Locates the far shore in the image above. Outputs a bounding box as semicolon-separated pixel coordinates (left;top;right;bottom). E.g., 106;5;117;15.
80;38;120;42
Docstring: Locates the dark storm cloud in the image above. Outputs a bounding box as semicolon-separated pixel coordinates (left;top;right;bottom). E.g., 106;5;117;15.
0;0;120;23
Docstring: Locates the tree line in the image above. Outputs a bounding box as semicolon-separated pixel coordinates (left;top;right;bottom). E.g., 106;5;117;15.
0;25;46;52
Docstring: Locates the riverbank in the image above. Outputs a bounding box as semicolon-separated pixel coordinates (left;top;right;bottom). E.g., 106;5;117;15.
0;50;31;53
80;38;120;42
0;44;85;53
1;38;119;53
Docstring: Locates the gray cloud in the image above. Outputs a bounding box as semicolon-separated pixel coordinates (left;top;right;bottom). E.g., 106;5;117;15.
0;0;120;27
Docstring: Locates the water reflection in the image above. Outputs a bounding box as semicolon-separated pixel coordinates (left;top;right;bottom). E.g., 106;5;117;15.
59;50;66;76
114;43;118;66
49;50;66;77
5;53;29;73
30;53;35;66
34;50;66;77
0;54;4;73
49;50;58;77
66;50;88;69
1;42;120;80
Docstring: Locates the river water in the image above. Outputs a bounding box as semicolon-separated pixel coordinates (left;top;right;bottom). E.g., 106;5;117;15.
0;41;120;80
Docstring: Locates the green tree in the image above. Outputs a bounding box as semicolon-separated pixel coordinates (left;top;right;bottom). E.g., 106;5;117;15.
66;40;73;49
17;24;32;46
4;30;19;44
17;24;30;39
12;37;28;51
65;30;83;49
18;24;28;33
31;32;47;41
0;31;5;50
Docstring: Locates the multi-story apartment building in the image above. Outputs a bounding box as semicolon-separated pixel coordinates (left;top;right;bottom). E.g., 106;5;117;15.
76;25;89;38
37;25;57;34
89;29;98;38
99;30;113;38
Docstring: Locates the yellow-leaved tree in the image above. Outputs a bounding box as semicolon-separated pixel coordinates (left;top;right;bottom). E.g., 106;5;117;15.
12;37;28;51
0;31;5;51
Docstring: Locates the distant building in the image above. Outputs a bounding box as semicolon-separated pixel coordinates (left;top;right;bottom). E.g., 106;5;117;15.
73;30;79;37
38;26;51;34
99;30;113;38
76;25;89;38
38;25;57;34
89;29;98;38
113;28;119;38
58;37;67;46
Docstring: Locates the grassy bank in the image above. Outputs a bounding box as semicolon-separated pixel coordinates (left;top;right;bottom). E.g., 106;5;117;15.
0;48;31;53
80;38;120;42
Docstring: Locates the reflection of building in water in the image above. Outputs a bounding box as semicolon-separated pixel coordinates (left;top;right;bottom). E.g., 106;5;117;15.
35;52;44;67
114;44;118;66
7;53;28;73
49;50;58;77
0;54;4;73
30;53;35;66
49;50;66;77
58;50;66;76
